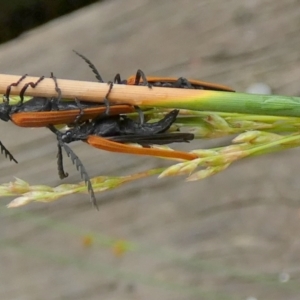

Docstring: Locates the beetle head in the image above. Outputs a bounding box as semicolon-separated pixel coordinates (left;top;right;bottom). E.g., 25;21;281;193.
0;102;11;122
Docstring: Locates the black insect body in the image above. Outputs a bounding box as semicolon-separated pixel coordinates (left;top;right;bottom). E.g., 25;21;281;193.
61;109;179;141
0;74;109;163
50;109;195;209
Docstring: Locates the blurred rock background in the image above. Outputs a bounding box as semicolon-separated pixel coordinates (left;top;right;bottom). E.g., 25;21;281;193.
0;0;300;299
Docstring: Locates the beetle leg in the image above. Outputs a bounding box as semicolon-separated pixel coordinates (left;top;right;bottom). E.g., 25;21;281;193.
134;69;152;88
18;76;45;106
174;77;193;89
4;74;28;104
50;72;62;110
56;142;68;179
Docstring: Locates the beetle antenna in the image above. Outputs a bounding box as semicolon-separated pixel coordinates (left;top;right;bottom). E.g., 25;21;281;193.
0;141;18;164
48;125;98;209
73;50;104;83
59;138;98;209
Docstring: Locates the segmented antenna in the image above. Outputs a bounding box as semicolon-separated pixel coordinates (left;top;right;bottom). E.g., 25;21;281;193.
73;50;104;83
73;50;114;116
59;137;98;209
49;72;94;188
73;50;145;124
48;125;98;209
0;141;18;164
